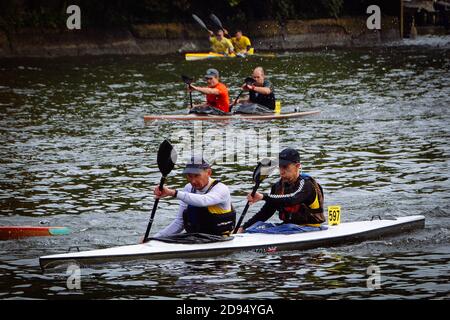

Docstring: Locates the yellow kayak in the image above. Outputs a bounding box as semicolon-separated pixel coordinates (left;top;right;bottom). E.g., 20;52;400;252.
185;51;276;61
185;52;235;61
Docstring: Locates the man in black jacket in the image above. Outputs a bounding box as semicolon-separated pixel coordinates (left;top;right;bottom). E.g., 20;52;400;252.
238;67;276;110
237;148;325;233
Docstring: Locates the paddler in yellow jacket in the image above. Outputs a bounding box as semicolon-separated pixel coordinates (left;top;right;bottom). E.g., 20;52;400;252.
208;29;234;55
229;30;252;55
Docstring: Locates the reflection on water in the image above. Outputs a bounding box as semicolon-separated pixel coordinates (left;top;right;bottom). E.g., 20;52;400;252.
0;38;449;299
1;248;449;299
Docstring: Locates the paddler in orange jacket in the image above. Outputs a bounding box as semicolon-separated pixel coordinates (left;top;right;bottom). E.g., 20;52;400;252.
188;68;230;115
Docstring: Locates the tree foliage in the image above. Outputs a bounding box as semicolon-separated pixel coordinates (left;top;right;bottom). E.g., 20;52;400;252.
0;0;399;29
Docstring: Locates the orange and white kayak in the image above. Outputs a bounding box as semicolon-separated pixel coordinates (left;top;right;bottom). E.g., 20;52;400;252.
144;110;320;121
0;226;70;240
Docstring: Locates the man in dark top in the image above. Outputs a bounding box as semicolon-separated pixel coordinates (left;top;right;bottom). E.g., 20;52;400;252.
239;67;276;110
236;148;325;233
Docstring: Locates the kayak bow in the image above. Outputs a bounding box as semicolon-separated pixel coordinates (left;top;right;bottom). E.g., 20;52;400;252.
0;226;70;240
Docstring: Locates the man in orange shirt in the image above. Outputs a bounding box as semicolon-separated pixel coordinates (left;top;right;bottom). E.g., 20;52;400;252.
189;68;230;115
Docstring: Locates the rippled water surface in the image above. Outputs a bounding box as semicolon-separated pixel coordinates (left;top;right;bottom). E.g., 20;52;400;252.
0;36;449;299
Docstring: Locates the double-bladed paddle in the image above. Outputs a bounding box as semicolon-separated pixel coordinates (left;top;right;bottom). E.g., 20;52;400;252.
209;14;225;33
210;14;252;58
233;158;278;233
230;77;256;111
143;140;177;242
192;14;212;33
181;75;195;109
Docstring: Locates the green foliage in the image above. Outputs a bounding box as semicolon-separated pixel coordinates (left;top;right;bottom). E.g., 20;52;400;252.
272;0;297;22
290;0;344;19
228;0;242;7
0;0;395;29
321;0;344;18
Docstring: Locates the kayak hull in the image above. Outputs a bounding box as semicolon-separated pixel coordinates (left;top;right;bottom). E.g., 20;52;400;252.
144;110;320;121
185;52;233;61
39;215;424;269
185;52;276;61
0;226;70;240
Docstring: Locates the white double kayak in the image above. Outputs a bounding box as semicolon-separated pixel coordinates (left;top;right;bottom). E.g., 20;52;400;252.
39;215;425;269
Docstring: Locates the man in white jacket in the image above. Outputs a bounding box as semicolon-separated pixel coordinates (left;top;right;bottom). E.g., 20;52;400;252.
153;156;235;237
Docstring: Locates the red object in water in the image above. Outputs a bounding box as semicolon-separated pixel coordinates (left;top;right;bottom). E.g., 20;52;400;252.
0;226;70;240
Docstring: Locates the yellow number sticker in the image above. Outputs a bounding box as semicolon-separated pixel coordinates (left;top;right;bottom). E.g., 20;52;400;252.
275;101;281;114
328;206;341;225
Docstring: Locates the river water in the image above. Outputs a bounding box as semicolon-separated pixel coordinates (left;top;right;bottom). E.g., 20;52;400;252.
0;36;449;300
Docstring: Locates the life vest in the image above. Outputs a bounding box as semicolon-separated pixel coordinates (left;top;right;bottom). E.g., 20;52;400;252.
249;80;275;110
183;180;236;236
278;175;325;225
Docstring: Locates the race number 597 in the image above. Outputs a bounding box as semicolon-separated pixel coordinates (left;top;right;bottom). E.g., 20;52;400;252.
328;206;341;225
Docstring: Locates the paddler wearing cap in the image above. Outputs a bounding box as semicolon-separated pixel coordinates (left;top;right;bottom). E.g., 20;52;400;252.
236;148;325;233
188;68;230;115
153;155;235;237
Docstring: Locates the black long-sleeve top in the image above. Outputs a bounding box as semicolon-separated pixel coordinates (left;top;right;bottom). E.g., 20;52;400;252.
242;175;320;229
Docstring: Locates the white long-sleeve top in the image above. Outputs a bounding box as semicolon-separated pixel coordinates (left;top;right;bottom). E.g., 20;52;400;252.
154;178;231;238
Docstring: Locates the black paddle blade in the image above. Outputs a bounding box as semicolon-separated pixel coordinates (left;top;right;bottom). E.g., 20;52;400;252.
157;140;177;176
244;77;256;86
181;75;194;85
252;162;263;183
192;14;208;30
253;158;278;183
209;13;223;29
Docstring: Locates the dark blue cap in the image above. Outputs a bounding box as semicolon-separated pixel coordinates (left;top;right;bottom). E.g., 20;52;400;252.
279;148;300;166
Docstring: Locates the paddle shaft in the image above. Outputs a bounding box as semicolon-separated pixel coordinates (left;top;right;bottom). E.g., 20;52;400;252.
233;183;259;233
231;79;255;109
230;90;243;109
182;76;194;109
143;176;165;241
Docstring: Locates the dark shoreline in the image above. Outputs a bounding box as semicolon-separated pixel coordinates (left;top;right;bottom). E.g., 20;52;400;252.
0;16;401;58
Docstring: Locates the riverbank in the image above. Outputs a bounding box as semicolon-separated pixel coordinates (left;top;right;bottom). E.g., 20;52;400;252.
0;16;400;57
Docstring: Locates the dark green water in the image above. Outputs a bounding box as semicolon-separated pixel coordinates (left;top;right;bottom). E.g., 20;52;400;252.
0;36;449;299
